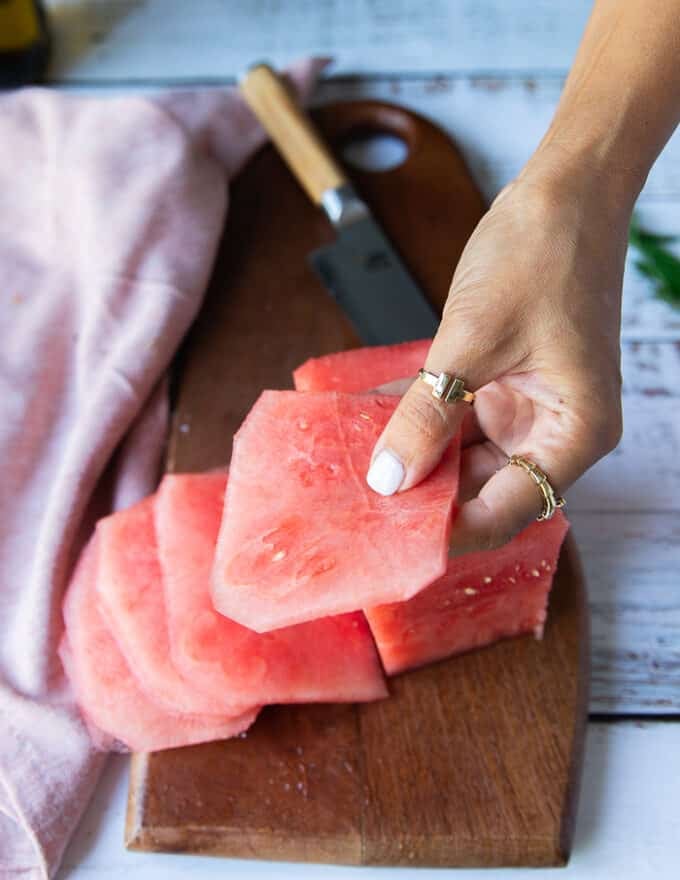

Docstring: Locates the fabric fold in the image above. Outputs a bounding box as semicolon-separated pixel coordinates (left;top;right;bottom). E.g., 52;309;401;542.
0;59;322;879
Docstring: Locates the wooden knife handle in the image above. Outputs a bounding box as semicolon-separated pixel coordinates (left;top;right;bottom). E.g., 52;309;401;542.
240;63;347;205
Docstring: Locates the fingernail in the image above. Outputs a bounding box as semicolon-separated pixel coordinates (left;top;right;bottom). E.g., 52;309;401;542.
366;449;405;496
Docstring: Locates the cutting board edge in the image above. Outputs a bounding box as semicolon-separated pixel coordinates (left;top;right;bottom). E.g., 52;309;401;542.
125;751;147;850
557;532;591;863
126;97;589;868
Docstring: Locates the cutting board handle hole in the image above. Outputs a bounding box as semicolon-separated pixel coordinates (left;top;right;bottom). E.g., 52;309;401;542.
340;131;409;173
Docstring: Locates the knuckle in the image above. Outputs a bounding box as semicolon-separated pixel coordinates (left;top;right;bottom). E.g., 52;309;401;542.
600;409;623;453
438;299;519;370
440;299;488;343
591;399;623;452
397;389;450;443
471;520;516;553
469;500;522;553
480;528;511;553
574;402;623;462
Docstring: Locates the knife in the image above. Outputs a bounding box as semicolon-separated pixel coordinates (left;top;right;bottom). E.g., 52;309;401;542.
239;63;439;345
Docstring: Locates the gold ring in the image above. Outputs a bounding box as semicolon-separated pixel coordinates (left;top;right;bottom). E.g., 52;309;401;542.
506;455;566;522
418;369;475;405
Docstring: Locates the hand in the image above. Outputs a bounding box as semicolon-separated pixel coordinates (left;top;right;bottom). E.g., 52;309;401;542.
366;149;630;554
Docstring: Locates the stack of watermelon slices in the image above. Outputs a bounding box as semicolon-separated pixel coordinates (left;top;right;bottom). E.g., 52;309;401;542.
288;341;569;674
61;339;568;752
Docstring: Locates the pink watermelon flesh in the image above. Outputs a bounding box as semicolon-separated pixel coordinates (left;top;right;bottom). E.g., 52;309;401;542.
293;338;431;393
212;391;460;632
292;342;569;675
155;471;387;705
59;636;117;752
365;513;570;675
96;497;249;715
60;536;258;752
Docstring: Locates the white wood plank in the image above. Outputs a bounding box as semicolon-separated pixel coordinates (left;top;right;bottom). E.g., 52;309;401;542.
57;722;680;878
49;76;680;340
315;76;680;342
46;0;592;81
622;341;680;399
569;363;680;513
317;76;680;205
570;512;680;713
581;342;680;516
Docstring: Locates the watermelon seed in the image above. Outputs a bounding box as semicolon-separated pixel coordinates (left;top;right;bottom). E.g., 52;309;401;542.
272;550;286;562
298;419;309;430
359;411;372;420
483;576;492;584
464;587;478;596
509;576;516;584
531;568;540;577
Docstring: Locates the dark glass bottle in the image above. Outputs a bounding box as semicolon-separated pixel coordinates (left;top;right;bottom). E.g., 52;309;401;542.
0;0;50;86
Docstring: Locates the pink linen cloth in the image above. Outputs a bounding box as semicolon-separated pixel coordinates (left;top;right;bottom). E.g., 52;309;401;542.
0;60;323;879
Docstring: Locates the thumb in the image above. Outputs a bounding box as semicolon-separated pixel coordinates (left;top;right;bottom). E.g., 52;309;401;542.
365;332;494;496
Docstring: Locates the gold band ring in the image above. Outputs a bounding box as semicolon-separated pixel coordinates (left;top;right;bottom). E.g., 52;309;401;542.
506;455;566;522
418;369;475;405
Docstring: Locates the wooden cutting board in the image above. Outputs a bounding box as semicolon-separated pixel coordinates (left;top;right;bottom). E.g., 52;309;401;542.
126;100;589;867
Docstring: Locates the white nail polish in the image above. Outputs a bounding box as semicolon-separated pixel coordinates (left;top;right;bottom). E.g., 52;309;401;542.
366;450;405;496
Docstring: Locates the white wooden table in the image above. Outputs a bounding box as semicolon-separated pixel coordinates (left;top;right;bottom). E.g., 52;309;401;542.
46;2;680;877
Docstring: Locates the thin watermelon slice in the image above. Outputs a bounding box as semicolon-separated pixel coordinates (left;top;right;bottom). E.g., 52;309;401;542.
60;536;258;752
292;342;570;676
365;513;570;675
212;391;460;632
293;339;431;393
95;497;248;715
155;471;387;705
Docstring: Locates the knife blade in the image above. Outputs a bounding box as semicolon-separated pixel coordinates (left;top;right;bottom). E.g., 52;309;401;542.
239;63;439;345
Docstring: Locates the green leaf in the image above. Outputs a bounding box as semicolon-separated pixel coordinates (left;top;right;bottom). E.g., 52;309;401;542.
629;215;680;309
634;260;657;280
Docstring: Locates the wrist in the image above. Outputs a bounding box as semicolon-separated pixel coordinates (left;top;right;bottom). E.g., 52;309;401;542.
518;135;641;230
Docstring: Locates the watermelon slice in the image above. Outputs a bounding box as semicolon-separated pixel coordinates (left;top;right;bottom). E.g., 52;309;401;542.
60;536;258;752
155;471;387;705
293;339;431;393
212;391;460;632
292;342;570;676
95;497;248;715
364;514;570;675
